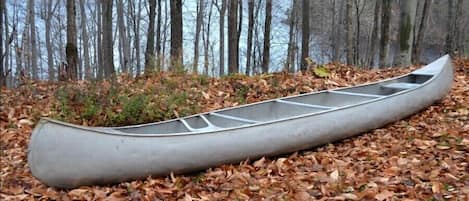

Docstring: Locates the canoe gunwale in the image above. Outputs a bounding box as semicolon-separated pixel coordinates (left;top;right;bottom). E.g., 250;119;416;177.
37;55;451;137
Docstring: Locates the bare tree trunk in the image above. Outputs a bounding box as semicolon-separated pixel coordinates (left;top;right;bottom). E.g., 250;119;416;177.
412;0;431;64
245;0;254;75
252;0;262;74
162;0;169;70
79;0;91;79
130;0;142;75
261;0;272;74
228;0;238;74
96;1;103;79
379;0;391;67
45;0;58;81
396;0;417;66
145;0;156;73
156;0;162;71
368;0;380;67
445;0;454;55
28;0;38;79
102;0;115;78
170;0;183;72
330;0;339;63
125;1;134;75
203;0;213;75
300;0;310;71
454;0;463;56
66;0;78;80
0;0;4;86
285;0;297;72
237;0;242;69
117;0;130;74
193;0;205;74
218;0;226;76
345;0;353;65
37;30;44;79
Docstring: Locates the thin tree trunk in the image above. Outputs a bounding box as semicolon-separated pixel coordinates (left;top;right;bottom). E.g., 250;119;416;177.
102;0;115;78
412;0;431;64
228;0;238;74
117;0;130;74
368;0;380;67
218;0;226;76
145;0;156;73
79;0;91;79
262;0;272;74
66;0;78;80
170;0;183;72
45;0;58;80
285;0;297;72
252;0;262;74
3;2;10;84
379;0;391;67
162;0;169;70
396;0;417;66
203;0;213;75
237;0;242;70
193;0;205;73
300;0;310;71
28;0;38;79
445;0;454;55
156;0;162;71
125;1;134;75
37;30;44;79
454;0;463;56
130;0;142;75
0;0;4;86
96;1;103;79
330;0;339;63
354;0;358;65
345;0;353;65
245;0;255;75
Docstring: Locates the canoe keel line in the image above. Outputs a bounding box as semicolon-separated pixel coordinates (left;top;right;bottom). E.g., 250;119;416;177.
28;55;454;188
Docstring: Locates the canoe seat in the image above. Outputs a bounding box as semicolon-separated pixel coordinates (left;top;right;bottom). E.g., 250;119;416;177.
381;82;420;90
329;90;384;98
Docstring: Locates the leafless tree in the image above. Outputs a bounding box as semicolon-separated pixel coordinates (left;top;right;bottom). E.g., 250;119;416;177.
300;0;310;71
193;0;205;73
413;0;432;64
117;0;130;74
379;0;391;67
396;0;417;66
261;0;272;73
216;0;226;76
170;0;183;72
245;0;255;75
228;0;238;74
345;0;353;65
145;0;156;73
102;0;115;78
66;0;78;80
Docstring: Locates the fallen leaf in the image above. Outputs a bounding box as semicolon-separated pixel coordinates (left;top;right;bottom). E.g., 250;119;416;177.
375;190;394;201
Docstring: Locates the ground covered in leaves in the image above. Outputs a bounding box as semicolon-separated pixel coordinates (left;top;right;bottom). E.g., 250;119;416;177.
1;60;468;200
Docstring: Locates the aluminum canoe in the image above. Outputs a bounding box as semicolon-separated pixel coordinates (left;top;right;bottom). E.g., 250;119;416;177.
28;55;453;188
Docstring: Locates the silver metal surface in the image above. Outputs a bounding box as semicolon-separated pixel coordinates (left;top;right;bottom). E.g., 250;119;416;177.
28;55;454;188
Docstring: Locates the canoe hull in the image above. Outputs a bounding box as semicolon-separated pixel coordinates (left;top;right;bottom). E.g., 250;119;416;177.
28;56;453;188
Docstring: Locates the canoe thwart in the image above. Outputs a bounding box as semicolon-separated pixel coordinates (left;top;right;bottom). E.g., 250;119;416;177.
209;112;260;124
275;99;334;110
328;90;385;99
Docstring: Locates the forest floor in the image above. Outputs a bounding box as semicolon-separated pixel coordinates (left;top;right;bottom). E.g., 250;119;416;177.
1;59;468;201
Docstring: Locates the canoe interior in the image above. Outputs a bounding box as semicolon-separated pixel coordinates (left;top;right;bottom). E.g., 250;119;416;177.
116;73;434;134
